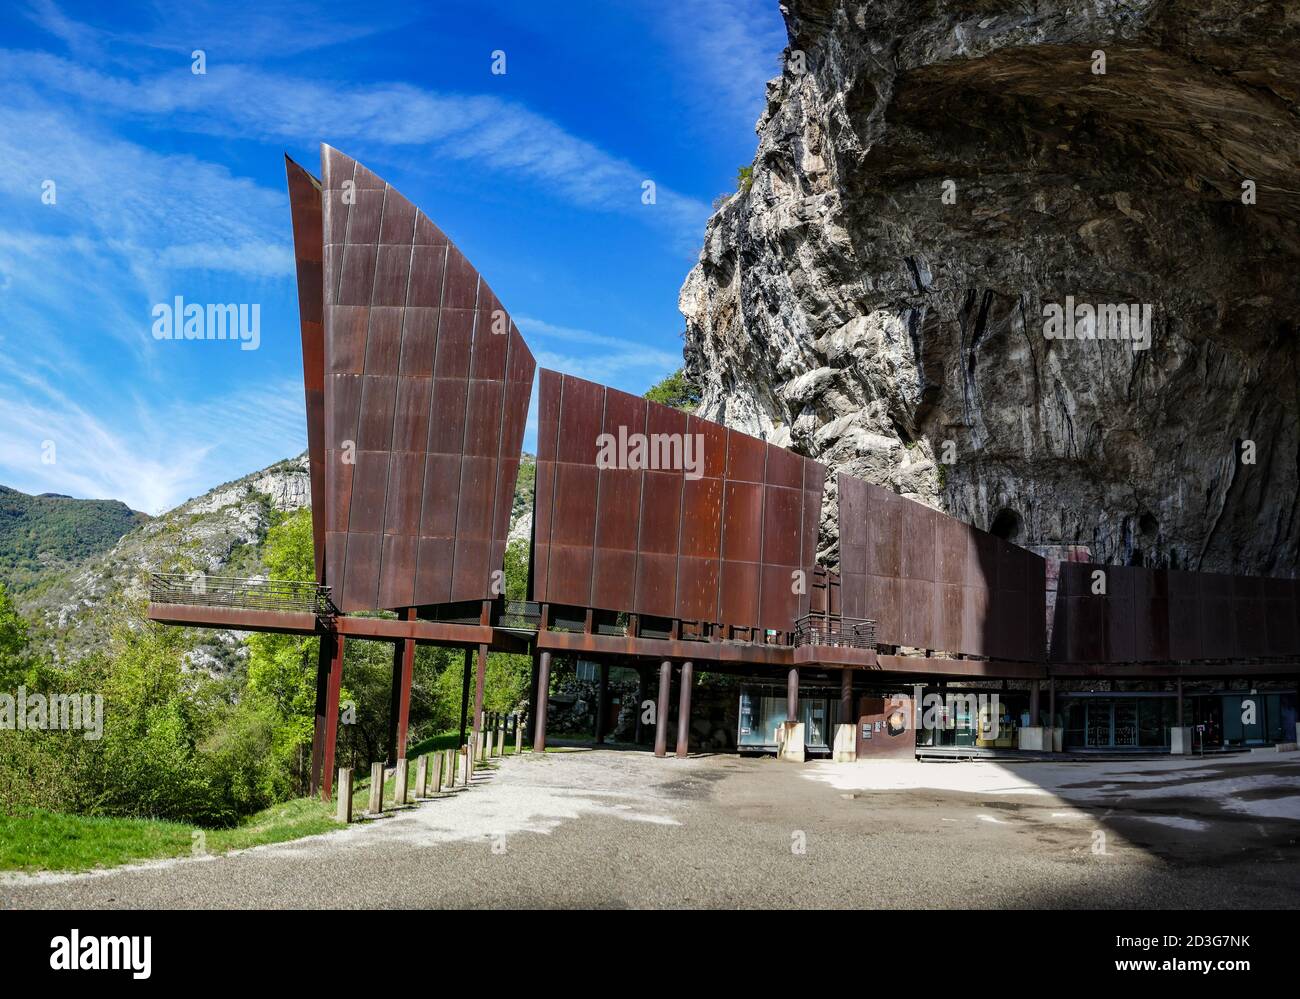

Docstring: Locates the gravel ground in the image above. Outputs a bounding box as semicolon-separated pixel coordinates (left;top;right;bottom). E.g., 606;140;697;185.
3;750;1297;909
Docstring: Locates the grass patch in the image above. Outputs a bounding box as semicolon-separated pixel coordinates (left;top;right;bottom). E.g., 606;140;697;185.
0;797;340;874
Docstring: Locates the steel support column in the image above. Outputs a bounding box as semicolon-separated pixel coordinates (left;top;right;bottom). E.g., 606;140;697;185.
310;632;345;800
471;642;488;759
654;660;672;758
532;651;552;752
526;646;541;745
787;667;799;721
387;608;416;763
1030;680;1040;726
839;668;853;724
675;661;694;758
458;647;472;746
1177;677;1183;726
1047;678;1056;730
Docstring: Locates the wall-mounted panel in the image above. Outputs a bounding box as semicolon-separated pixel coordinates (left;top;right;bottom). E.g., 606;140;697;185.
305;146;534;613
837;474;1046;661
531;371;827;633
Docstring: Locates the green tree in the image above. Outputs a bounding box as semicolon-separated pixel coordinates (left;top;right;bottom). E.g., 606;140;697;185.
644;367;701;413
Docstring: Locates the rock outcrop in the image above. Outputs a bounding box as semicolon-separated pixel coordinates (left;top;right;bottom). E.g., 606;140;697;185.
680;0;1300;573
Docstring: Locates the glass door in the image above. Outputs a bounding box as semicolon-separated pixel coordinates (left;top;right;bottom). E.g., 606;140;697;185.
1113;701;1138;747
1086;701;1113;747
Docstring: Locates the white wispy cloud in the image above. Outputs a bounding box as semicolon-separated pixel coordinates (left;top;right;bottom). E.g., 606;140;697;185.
649;0;788;135
0;46;712;247
0;352;304;512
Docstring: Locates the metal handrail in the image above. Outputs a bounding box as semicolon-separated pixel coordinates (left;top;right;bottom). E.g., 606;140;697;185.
149;572;335;618
793;614;877;649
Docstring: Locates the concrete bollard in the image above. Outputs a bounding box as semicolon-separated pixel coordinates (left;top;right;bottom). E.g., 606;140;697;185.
463;744;473;784
414;754;428;798
336;767;353;823
430;750;442;793
515;714;523;755
496;727;505;757
443;749;453;789
394;758;409;805
368;761;385;814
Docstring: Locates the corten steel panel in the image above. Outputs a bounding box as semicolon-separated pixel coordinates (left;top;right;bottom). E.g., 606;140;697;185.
357;376;397;451
719;560;761;628
530;369;825;634
639;471;684;555
836;473;1046;659
761;486;803;566
692;415;728;479
391;376;431;453
765;443;803;489
1103;565;1136;662
867;489;903;578
938;582;964;652
798;480;824;618
434;309;474;377
900;578;934;649
636;552;679;620
420;453;461;539
1168;569;1202;660
680;477;723;558
726;431;766;483
384;450;423;537
677;556;720;622
722;481;763;563
378;534;417;610
285;156;327;583
837;472;867;574
1263;577;1298;654
935;512;967;587
1199;573;1236;659
592;549;638;610
760;563;800;632
557;376;604;465
364;307;403;375
901;502;936;582
841;571;868;619
1134;569;1171;661
594;467;643;550
536;368;562;463
313;146;534;612
961;582;989;657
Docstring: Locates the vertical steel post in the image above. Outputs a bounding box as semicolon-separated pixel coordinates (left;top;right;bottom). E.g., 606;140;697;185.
675;661;694;758
471;643;488;764
839;668;853;725
458;647;472;746
532;651;552;752
654;660;672;758
387;608;416;763
311;632;346;800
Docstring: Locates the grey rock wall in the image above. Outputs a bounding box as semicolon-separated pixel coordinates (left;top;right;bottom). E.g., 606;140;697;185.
680;0;1299;573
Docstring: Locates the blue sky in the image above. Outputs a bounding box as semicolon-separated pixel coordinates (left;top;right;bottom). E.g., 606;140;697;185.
0;0;785;514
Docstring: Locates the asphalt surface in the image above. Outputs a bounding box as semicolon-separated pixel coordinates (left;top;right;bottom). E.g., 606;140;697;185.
3;749;1298;908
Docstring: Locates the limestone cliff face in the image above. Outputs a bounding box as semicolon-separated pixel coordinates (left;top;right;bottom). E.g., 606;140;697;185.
680;0;1300;573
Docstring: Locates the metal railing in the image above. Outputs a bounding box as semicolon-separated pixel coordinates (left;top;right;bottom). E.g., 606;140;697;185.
793;614;877;650
149;572;335;619
496;600;541;631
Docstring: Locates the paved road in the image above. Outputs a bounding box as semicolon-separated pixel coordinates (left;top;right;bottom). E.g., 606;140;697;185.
3;750;1298;908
